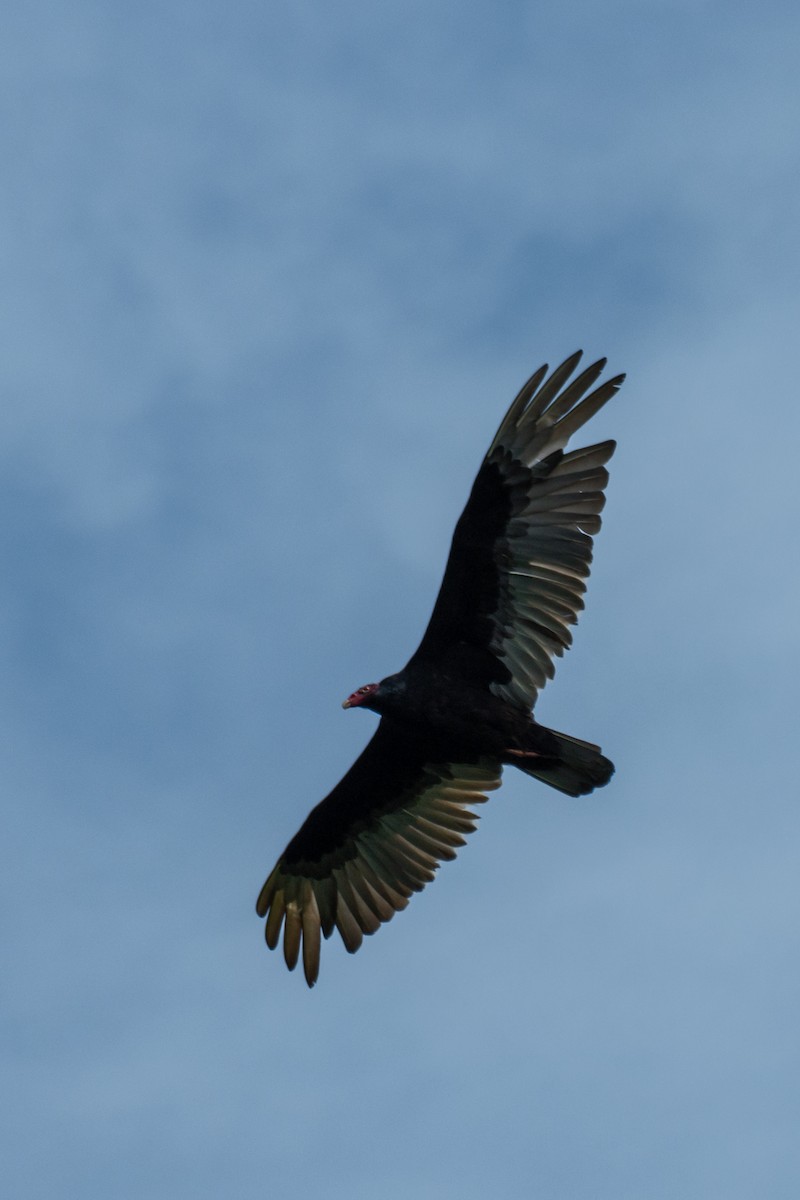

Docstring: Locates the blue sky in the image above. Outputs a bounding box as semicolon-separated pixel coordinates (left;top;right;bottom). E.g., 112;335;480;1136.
3;2;800;1197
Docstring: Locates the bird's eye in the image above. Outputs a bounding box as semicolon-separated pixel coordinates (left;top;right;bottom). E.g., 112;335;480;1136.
358;686;370;694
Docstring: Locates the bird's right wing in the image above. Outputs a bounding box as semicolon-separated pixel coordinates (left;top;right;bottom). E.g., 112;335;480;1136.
256;723;501;987
406;352;625;709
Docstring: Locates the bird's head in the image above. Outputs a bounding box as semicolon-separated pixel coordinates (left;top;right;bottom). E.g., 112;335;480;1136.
342;682;381;710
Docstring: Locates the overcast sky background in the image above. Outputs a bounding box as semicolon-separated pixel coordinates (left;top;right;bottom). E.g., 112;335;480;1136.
3;2;800;1197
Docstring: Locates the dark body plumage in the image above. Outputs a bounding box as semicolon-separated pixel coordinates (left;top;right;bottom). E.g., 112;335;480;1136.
258;351;625;986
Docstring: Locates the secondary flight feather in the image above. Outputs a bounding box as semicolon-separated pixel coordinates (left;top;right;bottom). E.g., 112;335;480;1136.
257;351;625;986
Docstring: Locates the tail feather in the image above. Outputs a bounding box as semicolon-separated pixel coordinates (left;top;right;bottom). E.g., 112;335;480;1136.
509;725;614;797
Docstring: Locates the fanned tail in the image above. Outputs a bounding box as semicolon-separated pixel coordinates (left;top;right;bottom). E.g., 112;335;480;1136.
509;725;614;797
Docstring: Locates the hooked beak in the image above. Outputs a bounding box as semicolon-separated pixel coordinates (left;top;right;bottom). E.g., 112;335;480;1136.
342;697;352;709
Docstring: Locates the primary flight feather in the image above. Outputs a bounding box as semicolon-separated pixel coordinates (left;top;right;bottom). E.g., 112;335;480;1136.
257;351;625;986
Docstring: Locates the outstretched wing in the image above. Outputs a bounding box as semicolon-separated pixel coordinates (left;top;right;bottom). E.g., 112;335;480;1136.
407;351;624;709
256;723;501;987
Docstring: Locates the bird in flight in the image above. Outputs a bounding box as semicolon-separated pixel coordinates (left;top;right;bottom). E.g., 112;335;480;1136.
257;351;625;986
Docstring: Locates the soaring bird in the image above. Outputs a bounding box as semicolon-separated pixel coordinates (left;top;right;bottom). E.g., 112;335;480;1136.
257;351;624;986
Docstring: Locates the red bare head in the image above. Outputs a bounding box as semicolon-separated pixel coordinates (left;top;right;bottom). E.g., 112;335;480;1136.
342;682;380;709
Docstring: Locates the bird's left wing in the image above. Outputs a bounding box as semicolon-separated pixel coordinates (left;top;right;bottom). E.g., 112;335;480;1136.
406;351;624;709
256;723;501;986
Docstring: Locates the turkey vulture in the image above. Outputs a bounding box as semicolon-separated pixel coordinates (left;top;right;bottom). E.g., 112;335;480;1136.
257;351;624;986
